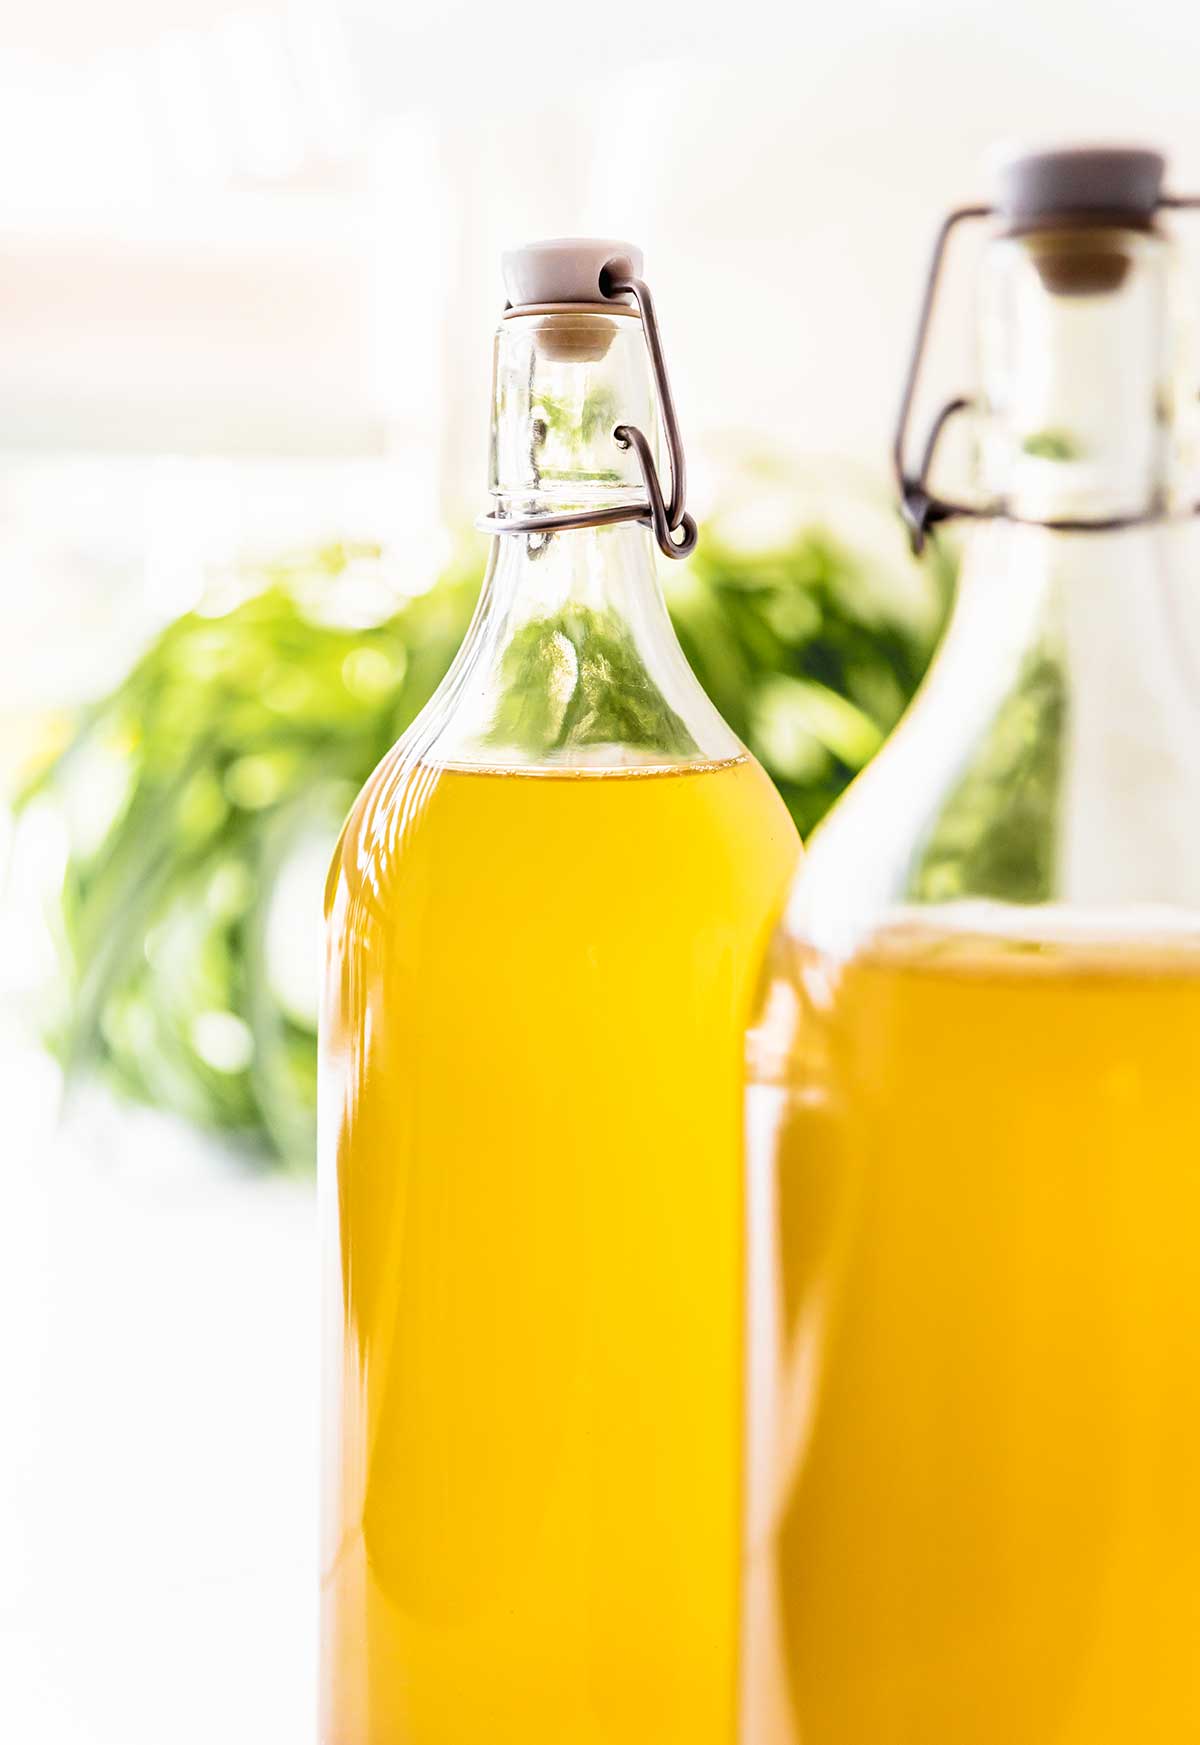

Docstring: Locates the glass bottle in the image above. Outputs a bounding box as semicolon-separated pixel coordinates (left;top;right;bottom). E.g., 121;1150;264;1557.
320;239;798;1745
744;147;1200;1745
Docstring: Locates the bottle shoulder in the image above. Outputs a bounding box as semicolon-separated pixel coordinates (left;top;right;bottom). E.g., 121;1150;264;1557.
766;620;1200;982
326;746;797;933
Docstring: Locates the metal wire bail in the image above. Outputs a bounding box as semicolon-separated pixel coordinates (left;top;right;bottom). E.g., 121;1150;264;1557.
478;264;699;561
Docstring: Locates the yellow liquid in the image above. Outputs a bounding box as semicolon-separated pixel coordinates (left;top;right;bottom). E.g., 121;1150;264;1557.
747;927;1200;1745
321;753;798;1745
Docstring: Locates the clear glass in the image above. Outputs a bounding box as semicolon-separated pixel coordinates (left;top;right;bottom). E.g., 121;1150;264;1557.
320;303;799;1744
745;224;1200;1744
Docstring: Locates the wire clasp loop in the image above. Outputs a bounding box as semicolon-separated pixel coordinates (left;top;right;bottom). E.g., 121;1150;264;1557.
893;203;992;554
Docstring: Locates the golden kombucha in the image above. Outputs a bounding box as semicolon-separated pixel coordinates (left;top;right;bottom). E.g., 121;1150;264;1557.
745;925;1200;1745
323;754;797;1745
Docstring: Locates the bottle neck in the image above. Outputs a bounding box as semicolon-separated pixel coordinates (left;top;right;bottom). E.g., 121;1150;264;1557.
490;306;656;523
976;226;1180;524
415;307;740;773
484;304;675;644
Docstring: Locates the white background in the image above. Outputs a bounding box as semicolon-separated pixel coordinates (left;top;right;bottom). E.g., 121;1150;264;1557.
5;1;1200;1740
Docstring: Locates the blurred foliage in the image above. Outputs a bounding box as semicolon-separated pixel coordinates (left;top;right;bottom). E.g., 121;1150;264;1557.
18;482;954;1166
671;522;954;835
490;606;697;759
1021;429;1080;461
908;645;1065;905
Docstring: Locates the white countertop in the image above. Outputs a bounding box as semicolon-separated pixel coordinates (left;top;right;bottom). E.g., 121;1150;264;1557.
1;1034;319;1744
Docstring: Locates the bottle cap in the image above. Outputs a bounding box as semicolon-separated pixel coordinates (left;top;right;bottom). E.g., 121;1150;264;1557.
994;144;1166;229
502;238;644;309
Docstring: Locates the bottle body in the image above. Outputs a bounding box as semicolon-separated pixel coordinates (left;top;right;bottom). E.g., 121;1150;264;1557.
320;295;798;1743
323;750;793;1744
745;205;1200;1744
746;915;1200;1744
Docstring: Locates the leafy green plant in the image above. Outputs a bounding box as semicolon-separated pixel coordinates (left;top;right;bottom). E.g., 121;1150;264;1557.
20;545;479;1163
908;645;1066;905
669;509;954;835
19;486;952;1166
489;606;697;759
